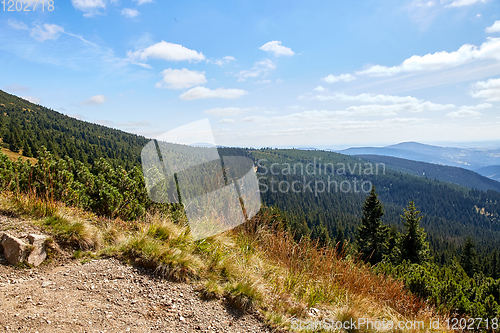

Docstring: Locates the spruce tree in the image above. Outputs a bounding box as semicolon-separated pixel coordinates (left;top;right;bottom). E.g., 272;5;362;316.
393;201;430;264
357;186;388;264
461;237;478;277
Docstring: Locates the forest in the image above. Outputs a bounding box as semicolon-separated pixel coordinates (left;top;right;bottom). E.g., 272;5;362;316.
2;89;500;323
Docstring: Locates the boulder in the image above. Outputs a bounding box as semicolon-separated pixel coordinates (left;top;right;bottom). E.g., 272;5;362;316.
0;232;47;266
0;232;29;265
27;234;47;266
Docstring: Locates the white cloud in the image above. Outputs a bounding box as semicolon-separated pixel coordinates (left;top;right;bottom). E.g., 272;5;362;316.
259;41;295;57
155;68;206;89
21;96;41;104
444;0;488;7
207;56;235;66
447;110;482;117
314;86;325;92
83;95;107;105
218;119;237;124
121;8;140;18
308;92;421;104
357;37;500;77
322;74;356;83
8;19;28;30
470;78;500;101
486;20;500;33
203;107;247;116
127;41;205;62
71;0;107;16
30;23;65;42
236;59;276;81
179;87;247;100
133;0;154;4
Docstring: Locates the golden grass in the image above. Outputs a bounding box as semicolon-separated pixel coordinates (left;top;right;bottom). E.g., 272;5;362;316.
1;147;37;164
0;191;453;332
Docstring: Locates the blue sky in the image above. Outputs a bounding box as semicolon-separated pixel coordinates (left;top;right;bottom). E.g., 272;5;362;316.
1;0;500;148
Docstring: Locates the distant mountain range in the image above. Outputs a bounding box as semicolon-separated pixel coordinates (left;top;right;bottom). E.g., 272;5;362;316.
340;141;500;182
358;154;500;193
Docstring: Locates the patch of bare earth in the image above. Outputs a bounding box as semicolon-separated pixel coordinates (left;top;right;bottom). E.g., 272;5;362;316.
0;216;271;333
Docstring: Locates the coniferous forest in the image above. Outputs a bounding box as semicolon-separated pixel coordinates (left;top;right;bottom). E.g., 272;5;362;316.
2;90;500;322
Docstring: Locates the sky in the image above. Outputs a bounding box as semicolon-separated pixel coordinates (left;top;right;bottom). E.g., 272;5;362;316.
1;0;500;149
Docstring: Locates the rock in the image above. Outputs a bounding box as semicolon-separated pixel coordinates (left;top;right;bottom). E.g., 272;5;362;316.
0;233;29;265
0;233;47;266
27;234;47;266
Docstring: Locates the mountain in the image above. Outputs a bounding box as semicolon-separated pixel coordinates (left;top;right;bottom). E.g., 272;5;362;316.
357;154;500;193
1;90;500;260
0;89;148;168
475;165;500;182
340;141;500;171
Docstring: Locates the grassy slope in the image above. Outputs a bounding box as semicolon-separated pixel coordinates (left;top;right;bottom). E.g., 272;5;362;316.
1;147;37;164
0;191;452;332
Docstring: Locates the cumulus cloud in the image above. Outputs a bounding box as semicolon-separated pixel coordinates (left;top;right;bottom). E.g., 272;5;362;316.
8;19;28;30
314;86;325;92
486;20;500;33
83;95;107;105
133;0;154;4
236;59;276;81
30;23;65;42
259;41;295;57
121;8;140;18
203;107;247;116
21;96;41;104
207;56;235;66
155;68;207;89
71;0;107;16
127;41;205;62
357;38;500;77
444;0;488;7
470;78;500;101
179;87;247;100
322;74;356;83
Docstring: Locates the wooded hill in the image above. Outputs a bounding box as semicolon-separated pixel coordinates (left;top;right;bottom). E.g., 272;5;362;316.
1;89;500;266
0;90;148;169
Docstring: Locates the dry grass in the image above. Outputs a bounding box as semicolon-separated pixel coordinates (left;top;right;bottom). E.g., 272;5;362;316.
0;192;453;332
1;147;37;164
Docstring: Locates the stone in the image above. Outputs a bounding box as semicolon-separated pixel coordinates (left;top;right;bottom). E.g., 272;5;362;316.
0;233;29;265
0;232;48;267
27;234;47;266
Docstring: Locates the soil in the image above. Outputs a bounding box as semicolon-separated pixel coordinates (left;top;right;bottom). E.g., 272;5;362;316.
0;215;273;333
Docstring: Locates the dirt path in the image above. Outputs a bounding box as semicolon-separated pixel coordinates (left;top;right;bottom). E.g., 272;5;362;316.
0;216;272;333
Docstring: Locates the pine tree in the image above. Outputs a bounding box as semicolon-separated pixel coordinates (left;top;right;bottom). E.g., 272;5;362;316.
461;237;478;277
357;186;389;264
334;227;346;253
491;250;498;279
312;223;331;247
393;201;430;264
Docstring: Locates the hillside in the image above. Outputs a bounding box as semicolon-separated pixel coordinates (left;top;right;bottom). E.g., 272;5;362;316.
340;141;500;171
249;149;500;256
0;192;450;332
476;165;500;182
357;154;500;193
0;90;148;168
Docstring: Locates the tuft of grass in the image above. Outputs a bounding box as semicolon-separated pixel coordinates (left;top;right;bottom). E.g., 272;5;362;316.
224;281;260;311
112;217;204;282
43;215;100;251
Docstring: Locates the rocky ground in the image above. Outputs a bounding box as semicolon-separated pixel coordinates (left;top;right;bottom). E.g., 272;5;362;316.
0;215;273;333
